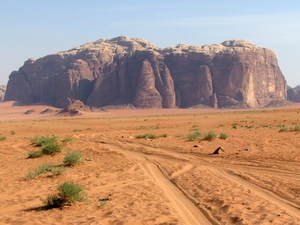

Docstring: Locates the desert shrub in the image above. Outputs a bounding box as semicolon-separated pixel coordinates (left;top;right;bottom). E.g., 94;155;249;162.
279;126;291;132
26;164;65;180
158;134;167;138
41;143;62;155
294;125;300;132
50;166;66;177
279;125;300;132
27;150;44;158
73;129;82;132
203;131;217;141
61;136;74;144
31;136;58;147
10;131;15;135
232;123;238;129
63;151;82;167
44;181;86;209
136;133;157;139
219;133;228;140
26;163;55;179
188;131;202;141
0;135;6;141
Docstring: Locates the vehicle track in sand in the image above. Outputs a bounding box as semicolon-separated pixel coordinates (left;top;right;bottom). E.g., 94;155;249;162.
141;163;214;225
86;139;216;224
206;167;300;220
79;135;300;223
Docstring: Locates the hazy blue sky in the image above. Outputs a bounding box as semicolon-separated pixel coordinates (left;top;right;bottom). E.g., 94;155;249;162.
1;1;300;86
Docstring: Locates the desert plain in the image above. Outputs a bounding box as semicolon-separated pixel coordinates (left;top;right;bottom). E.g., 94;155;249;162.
0;101;300;225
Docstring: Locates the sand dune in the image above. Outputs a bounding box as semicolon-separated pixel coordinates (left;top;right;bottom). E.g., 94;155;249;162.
0;102;300;224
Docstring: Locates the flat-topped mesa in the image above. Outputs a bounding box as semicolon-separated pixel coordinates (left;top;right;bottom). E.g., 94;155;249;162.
4;36;287;108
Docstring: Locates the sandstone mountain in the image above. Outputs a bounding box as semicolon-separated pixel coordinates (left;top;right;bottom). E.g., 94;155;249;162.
4;36;287;108
287;86;300;102
0;85;6;101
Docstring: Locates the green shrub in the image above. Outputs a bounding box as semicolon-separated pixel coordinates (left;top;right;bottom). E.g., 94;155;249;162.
49;166;66;177
26;164;65;180
61;136;74;144
44;181;86;209
10;131;15;135
203;131;217;141
279;126;291;132
73;129;81;132
26;163;55;179
0;135;7;141
63;151;82;167
279;125;300;132
31;136;58;147
27;150;44;158
219;133;228;140
136;133;157;139
232;123;238;129
294;125;300;132
41;143;62;155
187;131;202;141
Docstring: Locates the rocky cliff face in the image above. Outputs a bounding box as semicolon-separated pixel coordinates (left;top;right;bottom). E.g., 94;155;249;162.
4;37;287;108
0;85;6;101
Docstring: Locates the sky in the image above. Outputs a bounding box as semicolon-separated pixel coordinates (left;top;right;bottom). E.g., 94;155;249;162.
1;0;300;87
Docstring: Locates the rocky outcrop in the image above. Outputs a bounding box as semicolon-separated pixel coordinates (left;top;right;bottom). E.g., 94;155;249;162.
0;85;6;101
4;37;287;108
287;86;300;102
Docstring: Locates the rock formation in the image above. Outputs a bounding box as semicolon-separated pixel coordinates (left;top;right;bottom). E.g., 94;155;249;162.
4;37;287;108
0;85;6;101
287;86;300;102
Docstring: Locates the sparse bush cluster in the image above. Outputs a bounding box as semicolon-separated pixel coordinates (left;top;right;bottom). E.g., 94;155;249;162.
135;133;167;139
26;163;66;179
279;125;300;133
24;134;86;209
26;149;82;179
28;135;74;158
188;131;202;141
187;130;228;141
28;136;62;158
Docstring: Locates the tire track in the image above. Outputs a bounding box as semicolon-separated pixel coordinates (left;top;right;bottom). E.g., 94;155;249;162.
207;166;300;220
97;141;215;225
141;163;214;225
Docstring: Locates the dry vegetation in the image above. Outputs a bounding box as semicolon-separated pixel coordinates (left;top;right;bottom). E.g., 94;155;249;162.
0;101;300;224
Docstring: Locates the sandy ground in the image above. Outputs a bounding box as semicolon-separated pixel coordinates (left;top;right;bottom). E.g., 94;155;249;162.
0;101;300;225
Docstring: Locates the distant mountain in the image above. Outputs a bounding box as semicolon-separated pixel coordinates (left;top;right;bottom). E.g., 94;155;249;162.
5;36;287;108
0;85;6;101
287;85;300;102
294;85;300;91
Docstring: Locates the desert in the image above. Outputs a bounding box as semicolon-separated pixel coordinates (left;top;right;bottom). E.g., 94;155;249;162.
0;101;300;225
